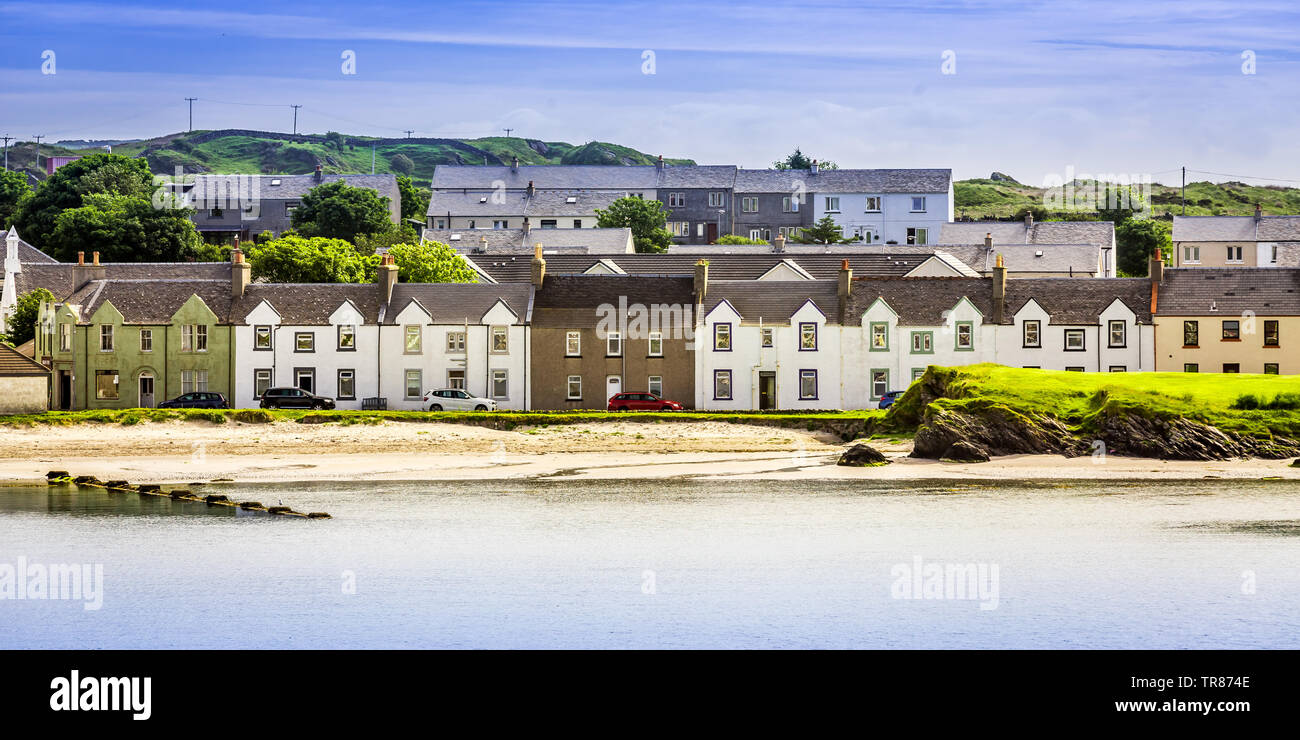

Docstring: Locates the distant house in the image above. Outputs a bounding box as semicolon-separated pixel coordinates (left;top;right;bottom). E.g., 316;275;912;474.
46;155;82;176
0;342;49;414
425;188;622;231
417;227;635;255
940;214;1117;277
176;168;401;242
1171;208;1300;268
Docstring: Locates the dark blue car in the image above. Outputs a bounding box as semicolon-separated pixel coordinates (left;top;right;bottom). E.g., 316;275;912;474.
877;390;904;410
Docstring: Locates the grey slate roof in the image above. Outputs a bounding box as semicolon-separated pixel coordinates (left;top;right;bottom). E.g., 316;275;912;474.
5;228;57;263
940;220;1115;248
1172;216;1255;242
1256;217;1300;241
735;168;951;193
0;341;48;377
842;276;1152;326
385;283;533;324
845;277;993;326
427;189;627;219
523;190;625;217
421;228;633;254
657;165;737;189
976;244;1103;275
1005;278;1152;324
68;279;235;324
475;253;929;283
532;275;695;327
432;165;661;191
187;173;400;204
233;283;385;325
12;262;232;302
704;280;841;324
1155;268;1300;315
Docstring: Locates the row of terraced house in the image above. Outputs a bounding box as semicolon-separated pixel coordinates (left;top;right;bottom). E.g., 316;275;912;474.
3;222;1298;414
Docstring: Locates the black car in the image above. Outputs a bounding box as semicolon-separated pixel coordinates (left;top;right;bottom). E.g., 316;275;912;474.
158;392;230;409
259;387;336;410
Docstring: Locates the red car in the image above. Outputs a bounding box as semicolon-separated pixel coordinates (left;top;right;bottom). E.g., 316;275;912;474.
608;392;684;412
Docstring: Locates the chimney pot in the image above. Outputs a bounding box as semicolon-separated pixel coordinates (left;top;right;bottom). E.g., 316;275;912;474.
77;251;85;266
531;243;546;288
984;232;993;248
693;259;709;304
92;251;100;266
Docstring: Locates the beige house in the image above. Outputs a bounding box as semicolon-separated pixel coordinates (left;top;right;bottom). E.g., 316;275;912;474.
0;342;49;414
1153;263;1300;374
1172;209;1300;268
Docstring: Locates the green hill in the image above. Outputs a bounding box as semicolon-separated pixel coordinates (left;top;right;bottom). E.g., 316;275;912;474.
954;175;1300;219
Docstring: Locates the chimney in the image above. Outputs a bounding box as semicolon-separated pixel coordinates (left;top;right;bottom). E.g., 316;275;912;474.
77;251;85;266
1025;211;1034;229
656;154;664;170
377;253;399;304
1255;203;1263;221
522;216;531;236
984;232;993;248
231;249;251;298
72;250;105;290
773;234;786;253
531;244;546;289
526;180;535;198
477;235;488;254
1148;248;1164;283
838;259;852;317
511;156;519;172
93;251;100;266
314;164;323;182
693;259;709;304
992;253;1006;324
810;159;819;175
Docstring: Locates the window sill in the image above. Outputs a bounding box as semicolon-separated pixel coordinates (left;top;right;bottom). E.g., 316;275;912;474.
1182;345;1200;349
646;355;664;359
1108;345;1127;350
1221;339;1241;343
1264;344;1281;349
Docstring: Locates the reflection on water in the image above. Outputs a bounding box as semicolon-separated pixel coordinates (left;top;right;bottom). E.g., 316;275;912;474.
1;478;1298;649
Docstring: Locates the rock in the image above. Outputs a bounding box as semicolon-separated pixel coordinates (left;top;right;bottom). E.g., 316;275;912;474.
912;401;1085;460
1291;459;1300;468
941;440;991;463
989;172;1019;183
837;444;890;467
46;470;70;479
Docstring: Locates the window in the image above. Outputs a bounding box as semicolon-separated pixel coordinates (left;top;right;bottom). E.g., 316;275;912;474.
799;322;817;351
871;369;889;400
1222;320;1240;341
1108;320;1126;348
196;325;208;352
1183;245;1201;264
910;196;927;212
648;376;663;397
59;323;71;352
404;325;422;353
1064;329;1085;351
140;328;152;353
181;324;192;351
566;375;582;400
1109;366;1127;372
491;369;508;399
865;196;881;212
648;331;663;356
1065;367;1085;372
709;192;724;207
749;228;771;242
910;331;933;354
447;370;465;389
254;369;272;398
540;219;557;228
912;368;926;381
99;325;114;352
447;331;466;352
669;221;690;237
870;322;889;351
741;197;758;213
713;370;732;400
955;322;974;350
1183;320;1199;347
824;196;840;212
565;331;581;356
493;220;508;229
761;327;775;348
1223;363;1240;374
573;220;582;229
1184;363;1199;373
95;370;119;400
782;196;798;213
1264;320;1279;347
181;370;208;394
404;370;422;399
779;226;801;240
607;331;622;357
491;326;508;353
337;370;355;400
295;332;314;352
254;325;272;350
714;323;731;351
1023;320;1041;348
799;369;818;400
1226;245;1243;263
668;192;685;207
338;325;356;350
1264;363;1279;375
906;227;928;245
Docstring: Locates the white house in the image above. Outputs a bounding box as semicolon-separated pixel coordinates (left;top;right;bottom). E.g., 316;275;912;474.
809;170;954;246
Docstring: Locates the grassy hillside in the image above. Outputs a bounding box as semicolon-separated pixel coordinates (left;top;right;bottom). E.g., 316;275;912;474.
955;176;1300;219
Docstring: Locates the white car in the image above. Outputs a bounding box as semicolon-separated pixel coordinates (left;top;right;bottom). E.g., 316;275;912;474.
422;388;497;412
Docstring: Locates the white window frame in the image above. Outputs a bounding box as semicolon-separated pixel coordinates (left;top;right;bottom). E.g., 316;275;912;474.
648;375;663;397
404;369;422;399
566;331;581;356
910;196;927;212
404;324;422;354
139;328;152;353
824;196;840;213
648;331;663;356
491;369;509;399
865;196;882;212
99;325;114;352
607;331;622;357
567;375;582;400
446;331;466;352
491;326;509;353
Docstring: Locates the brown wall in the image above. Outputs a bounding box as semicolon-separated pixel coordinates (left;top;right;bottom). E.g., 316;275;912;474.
529;324;695;410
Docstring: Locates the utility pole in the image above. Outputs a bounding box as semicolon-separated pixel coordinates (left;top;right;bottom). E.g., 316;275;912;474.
1181;166;1186;215
503;128;513;138
290;104;302;134
33;135;44;174
185;97;197;132
371;142;376;174
404;130;414;139
1;136;12;171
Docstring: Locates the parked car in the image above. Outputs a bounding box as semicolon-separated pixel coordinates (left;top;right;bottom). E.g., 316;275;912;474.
608;392;685;412
259;387;336;410
877;390;904;410
423;388;496;412
158;392;230;409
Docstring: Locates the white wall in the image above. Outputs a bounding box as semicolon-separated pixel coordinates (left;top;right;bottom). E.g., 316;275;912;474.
813;191;952;246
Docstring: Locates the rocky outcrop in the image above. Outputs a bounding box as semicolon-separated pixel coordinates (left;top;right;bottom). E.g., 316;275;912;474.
1086;403;1300;461
838;444;889;466
911;401;1087;461
941;440;990;463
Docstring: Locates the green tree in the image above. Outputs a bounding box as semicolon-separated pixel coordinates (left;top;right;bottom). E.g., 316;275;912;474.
245;235;375;283
1115;218;1171;277
324;131;346;152
290;180;395;243
5;288;54;345
12;153;156;248
595;197;673;253
1096;183;1148;224
386;241;478;283
390;153;415;176
354;223;422;255
716;234;768;245
0;170;32;228
793;215;850;244
49;193;203;262
774;147;838;171
396;175;429;222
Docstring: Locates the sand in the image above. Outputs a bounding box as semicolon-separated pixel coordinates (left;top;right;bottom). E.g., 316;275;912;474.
0;419;1297;485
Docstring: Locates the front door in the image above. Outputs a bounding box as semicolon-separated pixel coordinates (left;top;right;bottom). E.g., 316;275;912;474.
138;374;155;408
606;376;621;404
759;372;776;410
58;371;72;410
295;369;315;393
706;223;718;244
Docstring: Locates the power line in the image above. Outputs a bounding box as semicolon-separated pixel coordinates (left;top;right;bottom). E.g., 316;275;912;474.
1186;168;1300;185
32;135;44;173
1;136;11;171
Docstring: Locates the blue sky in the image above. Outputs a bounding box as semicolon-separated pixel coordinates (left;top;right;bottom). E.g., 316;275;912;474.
1;0;1297;186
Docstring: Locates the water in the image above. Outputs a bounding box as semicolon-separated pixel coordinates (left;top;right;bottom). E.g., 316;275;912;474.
1;478;1297;649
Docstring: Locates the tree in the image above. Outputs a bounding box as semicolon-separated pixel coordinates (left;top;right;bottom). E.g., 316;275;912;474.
0;170;32;228
1096;183;1148;224
793;215;851;244
390;153;415;176
5;288;54;345
12;153;156;247
396;175;428;222
773;147;838;171
290;180;394;243
386;241;478;283
245;235;375;283
716;234;768;245
354;223;422;255
49;193;203;262
1115;218;1171;277
595;197;672;253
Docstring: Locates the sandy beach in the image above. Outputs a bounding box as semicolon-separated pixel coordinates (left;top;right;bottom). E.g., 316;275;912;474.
1;418;1297;485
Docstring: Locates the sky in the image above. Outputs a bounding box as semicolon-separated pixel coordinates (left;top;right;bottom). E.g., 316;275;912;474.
1;0;1298;186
